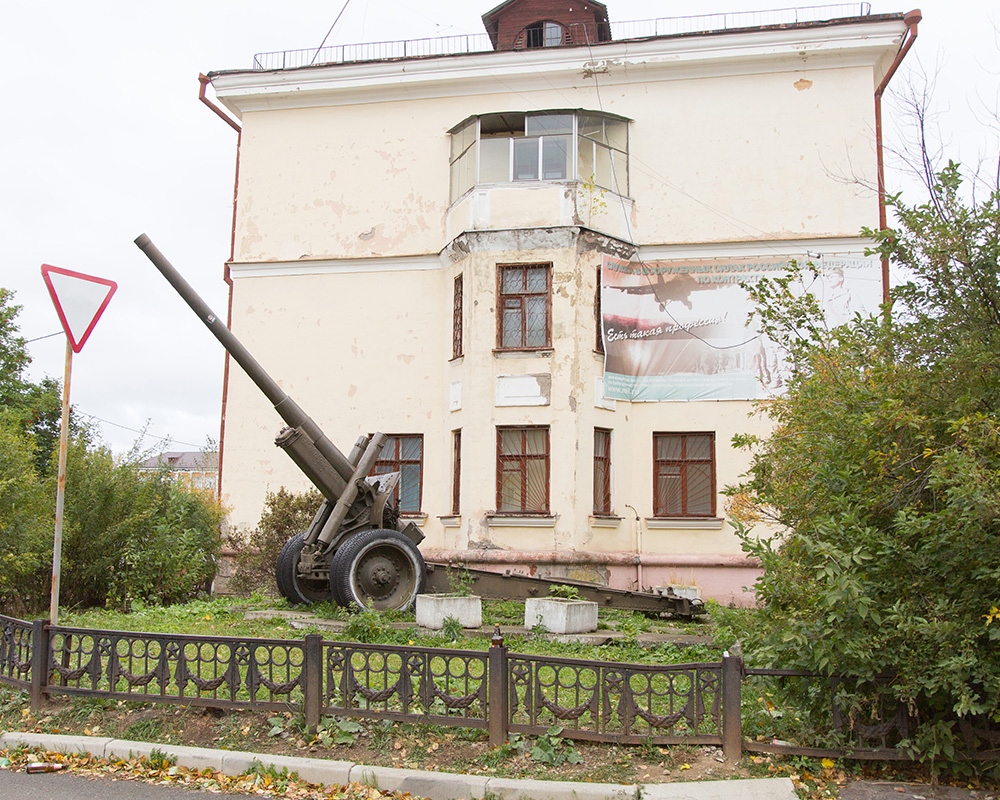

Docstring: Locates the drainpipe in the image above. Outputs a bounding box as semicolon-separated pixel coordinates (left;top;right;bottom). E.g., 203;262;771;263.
874;10;921;307
198;74;242;502
625;504;642;591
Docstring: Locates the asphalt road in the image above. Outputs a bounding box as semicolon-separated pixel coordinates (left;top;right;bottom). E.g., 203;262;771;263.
0;770;257;799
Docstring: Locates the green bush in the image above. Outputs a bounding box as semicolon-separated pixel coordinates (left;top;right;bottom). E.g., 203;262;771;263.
227;487;322;595
730;163;1000;770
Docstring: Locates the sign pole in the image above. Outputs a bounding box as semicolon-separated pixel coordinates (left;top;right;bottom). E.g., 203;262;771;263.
50;338;73;626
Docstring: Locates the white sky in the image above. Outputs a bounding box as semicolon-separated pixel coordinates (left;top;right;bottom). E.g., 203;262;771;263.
2;0;997;456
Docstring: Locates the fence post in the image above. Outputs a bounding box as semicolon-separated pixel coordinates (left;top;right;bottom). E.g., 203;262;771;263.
488;626;508;747
303;634;322;732
30;620;49;712
721;654;743;761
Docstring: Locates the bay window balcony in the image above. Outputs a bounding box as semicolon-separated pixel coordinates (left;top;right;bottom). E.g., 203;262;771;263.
449;110;629;203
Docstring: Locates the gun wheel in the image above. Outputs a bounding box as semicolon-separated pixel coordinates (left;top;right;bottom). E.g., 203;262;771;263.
331;529;425;611
276;531;332;604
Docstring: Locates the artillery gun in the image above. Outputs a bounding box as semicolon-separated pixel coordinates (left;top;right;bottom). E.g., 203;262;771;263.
136;235;705;620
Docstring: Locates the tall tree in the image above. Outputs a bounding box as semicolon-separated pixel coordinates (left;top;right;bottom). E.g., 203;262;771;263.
729;160;1000;765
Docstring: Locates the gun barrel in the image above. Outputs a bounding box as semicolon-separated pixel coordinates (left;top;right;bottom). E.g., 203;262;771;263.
134;234;356;486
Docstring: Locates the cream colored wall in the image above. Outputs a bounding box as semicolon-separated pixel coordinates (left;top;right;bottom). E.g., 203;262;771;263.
222;267;448;530
233;64;877;263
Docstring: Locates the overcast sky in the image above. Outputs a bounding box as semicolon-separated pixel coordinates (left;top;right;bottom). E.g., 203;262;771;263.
2;0;997;456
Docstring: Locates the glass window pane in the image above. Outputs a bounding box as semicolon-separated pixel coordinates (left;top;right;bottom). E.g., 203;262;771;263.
657;469;681;515
525;297;547;347
611;148;628;195
579;114;604;143
399;463;420;512
481;112;525;136
400;437;422;460
500;430;520;456
480;137;510;183
606;119;628;151
525;460;547;511
502;308;523;347
450;159;460;201
686;464;712;514
513;138;539;180
594;430;607;457
595;145;612;190
502;267;524;293
542;135;570;179
656;435;682;460
500;468;521;511
527;113;573;135
577;136;595;182
525;267;547;293
463;141;477;194
544;22;563;47
450;119;473;160
686;435;712;460
525;428;547;455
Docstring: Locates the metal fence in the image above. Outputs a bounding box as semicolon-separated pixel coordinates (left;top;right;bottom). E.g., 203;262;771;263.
251;4;872;70
3;613;998;761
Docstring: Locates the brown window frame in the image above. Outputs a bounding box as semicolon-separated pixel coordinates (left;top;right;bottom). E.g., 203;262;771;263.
496;263;552;351
653;432;716;518
595;264;604;354
496;425;550;514
451;429;462;515
593;428;612;515
452;273;464;359
372;434;424;515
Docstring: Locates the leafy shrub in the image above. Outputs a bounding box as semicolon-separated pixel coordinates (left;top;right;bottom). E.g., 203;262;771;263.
731;164;1000;769
227;487;322;595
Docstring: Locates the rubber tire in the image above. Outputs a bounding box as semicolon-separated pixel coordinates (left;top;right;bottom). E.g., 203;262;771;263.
330;529;426;611
275;531;332;604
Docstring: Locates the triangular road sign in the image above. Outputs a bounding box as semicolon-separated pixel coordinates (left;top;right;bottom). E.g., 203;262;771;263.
41;265;117;353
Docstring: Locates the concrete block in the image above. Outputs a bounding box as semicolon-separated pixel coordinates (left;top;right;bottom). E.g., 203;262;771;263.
0;732;113;757
106;741;224;772
351;764;490;800
641;778;798;800
485;776;637;800
416;594;483;629
524;598;598;634
236;752;355;786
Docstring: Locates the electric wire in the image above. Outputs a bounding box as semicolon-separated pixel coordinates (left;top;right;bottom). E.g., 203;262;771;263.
76;411;205;450
310;0;354;65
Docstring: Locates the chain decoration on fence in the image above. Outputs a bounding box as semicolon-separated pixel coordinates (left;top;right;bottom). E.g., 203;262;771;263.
0;615;33;690
508;654;722;744
324;642;488;729
46;626;306;710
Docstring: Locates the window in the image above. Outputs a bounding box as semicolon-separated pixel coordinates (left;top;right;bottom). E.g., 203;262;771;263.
497;426;550;513
451;429;462;515
498;264;551;350
372;435;423;514
653;433;715;517
594;428;612;514
524;21;564;48
449;110;628;201
452;274;463;359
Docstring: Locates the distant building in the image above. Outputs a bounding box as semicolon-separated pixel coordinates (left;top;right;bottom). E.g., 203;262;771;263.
205;1;918;603
140;451;219;494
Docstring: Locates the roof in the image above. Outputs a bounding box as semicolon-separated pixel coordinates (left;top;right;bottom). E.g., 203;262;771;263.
139;451;218;472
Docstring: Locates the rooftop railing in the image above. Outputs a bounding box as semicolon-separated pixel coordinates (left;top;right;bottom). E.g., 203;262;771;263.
251;3;873;71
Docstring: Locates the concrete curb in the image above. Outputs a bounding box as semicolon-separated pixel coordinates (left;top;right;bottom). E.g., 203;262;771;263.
0;731;797;800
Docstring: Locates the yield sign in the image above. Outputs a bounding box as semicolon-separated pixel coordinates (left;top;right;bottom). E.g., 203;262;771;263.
41;265;117;353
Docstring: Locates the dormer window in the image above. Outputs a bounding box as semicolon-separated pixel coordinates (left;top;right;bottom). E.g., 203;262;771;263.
524;21;564;48
449;110;629;202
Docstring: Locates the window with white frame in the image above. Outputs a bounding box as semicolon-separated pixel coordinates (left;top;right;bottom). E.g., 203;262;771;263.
449;110;629;202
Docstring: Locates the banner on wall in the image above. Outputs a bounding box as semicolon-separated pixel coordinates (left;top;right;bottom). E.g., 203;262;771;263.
600;252;880;401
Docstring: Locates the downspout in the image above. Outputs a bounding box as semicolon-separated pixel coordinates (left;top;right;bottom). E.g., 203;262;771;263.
198;73;242;503
874;9;921;307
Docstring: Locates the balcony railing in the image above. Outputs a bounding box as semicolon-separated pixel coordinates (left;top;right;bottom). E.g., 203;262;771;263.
251;3;872;71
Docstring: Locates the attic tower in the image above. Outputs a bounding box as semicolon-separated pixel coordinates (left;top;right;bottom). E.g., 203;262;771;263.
482;0;612;51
